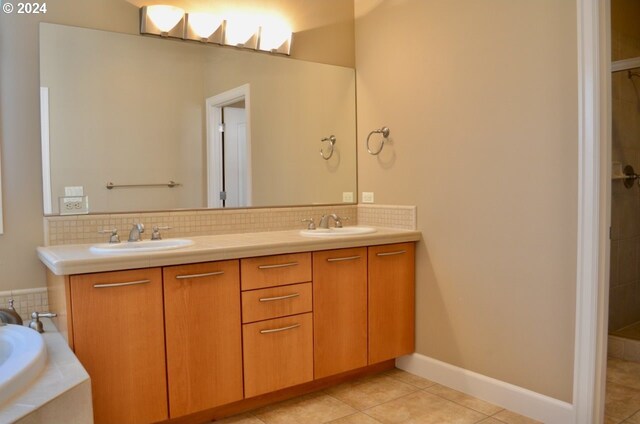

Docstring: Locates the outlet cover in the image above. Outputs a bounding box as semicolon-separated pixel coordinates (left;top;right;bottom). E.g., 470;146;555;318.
342;192;354;202
362;192;374;203
64;186;84;196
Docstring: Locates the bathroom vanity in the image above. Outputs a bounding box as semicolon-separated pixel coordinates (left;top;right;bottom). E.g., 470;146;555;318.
37;228;419;424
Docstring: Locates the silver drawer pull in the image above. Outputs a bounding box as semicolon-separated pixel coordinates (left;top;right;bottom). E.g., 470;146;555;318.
327;255;361;262
93;279;151;289
258;262;299;270
259;293;300;302
175;271;225;280
260;323;301;334
376;250;407;257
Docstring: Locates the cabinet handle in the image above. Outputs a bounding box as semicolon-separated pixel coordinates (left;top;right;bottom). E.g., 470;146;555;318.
93;279;151;288
327;255;361;262
258;262;299;270
376;250;407;257
260;323;301;334
175;271;224;279
259;293;300;302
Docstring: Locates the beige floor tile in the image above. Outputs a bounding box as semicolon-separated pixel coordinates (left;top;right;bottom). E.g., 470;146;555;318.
424;384;503;415
605;381;640;421
608;358;640;390
325;374;419;410
491;410;541;424
214;412;265;423
252;392;356;424
476;419;505;424
328;412;383;423
383;369;436;389
363;391;487;424
604;415;621;424
625;410;640;423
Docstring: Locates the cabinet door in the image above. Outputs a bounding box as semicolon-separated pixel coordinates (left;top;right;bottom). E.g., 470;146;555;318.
368;243;415;363
164;260;243;418
313;247;368;379
70;268;167;424
243;313;313;397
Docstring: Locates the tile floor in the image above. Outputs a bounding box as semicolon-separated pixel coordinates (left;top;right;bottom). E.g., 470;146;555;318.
611;322;640;341
214;369;541;424
606;358;640;423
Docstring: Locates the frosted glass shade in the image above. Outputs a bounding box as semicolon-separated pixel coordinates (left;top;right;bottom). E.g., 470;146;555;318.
187;13;223;39
258;24;292;54
146;5;184;33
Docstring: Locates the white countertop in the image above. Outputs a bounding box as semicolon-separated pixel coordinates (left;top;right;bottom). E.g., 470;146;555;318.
38;227;421;276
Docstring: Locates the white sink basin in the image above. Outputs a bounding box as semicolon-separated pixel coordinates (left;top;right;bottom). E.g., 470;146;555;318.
299;226;377;237
90;238;194;254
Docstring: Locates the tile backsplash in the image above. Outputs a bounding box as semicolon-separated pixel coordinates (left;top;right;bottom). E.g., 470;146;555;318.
43;204;417;246
0;287;49;321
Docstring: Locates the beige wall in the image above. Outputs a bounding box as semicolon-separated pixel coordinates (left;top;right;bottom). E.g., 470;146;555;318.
0;0;354;292
355;0;578;402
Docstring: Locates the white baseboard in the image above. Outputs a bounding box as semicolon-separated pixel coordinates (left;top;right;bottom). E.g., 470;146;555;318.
396;353;574;424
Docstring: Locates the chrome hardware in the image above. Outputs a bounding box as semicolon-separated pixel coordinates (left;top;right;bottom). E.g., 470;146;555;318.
259;293;300;302
366;126;390;155
623;165;640;189
29;311;57;333
175;271;224;279
0;299;23;326
320;135;336;160
98;228;120;243
128;223;145;242
93;279;151;289
327;255;361;262
302;218;316;230
376;250;407;257
106;181;180;189
319;214;348;229
258;262;299;270
260;323;301;334
151;225;171;240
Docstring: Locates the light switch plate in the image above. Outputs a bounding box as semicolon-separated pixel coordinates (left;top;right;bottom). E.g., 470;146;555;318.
362;192;374;203
342;192;354;202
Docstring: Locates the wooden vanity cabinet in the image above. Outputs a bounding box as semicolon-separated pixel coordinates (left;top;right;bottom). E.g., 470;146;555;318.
163;261;243;418
69;268;168;424
368;243;416;363
313;247;368;378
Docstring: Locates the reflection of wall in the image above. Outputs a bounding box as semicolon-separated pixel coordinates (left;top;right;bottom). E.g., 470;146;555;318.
355;0;577;402
203;49;356;206
0;0;356;293
41;24;206;213
610;0;640;333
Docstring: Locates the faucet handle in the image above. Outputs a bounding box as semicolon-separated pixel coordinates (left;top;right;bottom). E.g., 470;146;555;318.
151;226;171;240
29;311;57;333
301;218;316;230
335;216;349;228
98;228;120;243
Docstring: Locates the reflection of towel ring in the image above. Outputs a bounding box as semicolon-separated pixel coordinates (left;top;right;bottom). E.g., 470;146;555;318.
320;135;336;160
366;127;390;155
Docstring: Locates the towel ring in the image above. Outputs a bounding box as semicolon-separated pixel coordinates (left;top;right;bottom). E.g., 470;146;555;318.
366;127;390;155
320;135;336;160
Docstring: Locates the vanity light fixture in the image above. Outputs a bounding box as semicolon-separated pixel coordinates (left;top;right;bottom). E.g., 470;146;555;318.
185;12;224;43
141;5;185;38
139;6;292;55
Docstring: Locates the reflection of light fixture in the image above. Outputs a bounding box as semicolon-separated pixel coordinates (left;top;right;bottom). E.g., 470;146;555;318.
141;5;185;37
185;12;224;43
139;6;293;56
224;17;260;49
258;21;292;55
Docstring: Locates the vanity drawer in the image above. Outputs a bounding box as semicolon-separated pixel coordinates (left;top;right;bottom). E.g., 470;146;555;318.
241;253;312;290
243;312;313;397
242;282;312;323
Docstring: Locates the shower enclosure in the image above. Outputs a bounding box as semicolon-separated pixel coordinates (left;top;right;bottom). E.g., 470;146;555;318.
609;54;640;357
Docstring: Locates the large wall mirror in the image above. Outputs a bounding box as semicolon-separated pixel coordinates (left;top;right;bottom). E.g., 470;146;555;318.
39;23;357;215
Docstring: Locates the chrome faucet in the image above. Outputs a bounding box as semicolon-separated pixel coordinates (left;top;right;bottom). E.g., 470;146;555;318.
128;223;145;242
0;299;23;326
318;214;348;229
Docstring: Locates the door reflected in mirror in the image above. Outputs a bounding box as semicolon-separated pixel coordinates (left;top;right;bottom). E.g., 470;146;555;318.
39;23;357;215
